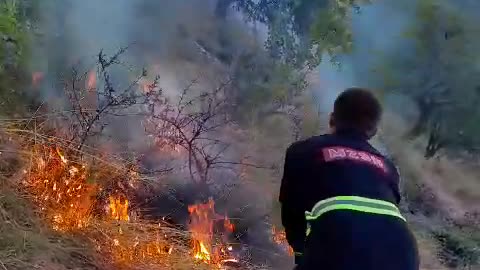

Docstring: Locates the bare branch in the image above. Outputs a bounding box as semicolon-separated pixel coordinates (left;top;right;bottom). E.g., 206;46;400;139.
62;48;163;153
144;77;243;184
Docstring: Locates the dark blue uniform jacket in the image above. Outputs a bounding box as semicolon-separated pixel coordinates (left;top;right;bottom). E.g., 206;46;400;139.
279;129;401;262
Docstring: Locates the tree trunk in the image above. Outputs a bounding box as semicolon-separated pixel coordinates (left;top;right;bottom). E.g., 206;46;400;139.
407;95;433;138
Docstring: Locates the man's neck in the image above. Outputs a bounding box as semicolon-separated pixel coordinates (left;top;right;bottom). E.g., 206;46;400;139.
333;128;369;140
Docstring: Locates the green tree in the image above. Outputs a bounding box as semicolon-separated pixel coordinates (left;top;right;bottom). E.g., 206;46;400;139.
210;0;372;127
217;0;371;70
0;0;33;114
379;0;480;157
0;0;27;72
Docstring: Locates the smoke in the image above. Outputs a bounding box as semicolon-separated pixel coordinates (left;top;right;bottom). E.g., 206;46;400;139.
55;0;132;56
310;0;416;122
33;0;229;150
35;0;222;89
38;0;218;55
33;0;421;133
31;1;293;267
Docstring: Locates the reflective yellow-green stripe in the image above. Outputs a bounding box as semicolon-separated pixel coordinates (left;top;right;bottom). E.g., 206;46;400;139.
305;196;406;223
304;196;406;236
310;195;400;209
306;204;406;221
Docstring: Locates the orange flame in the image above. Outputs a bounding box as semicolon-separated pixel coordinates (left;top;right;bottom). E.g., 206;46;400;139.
108;195;130;222
188;198;238;266
139;78;155;93
56;147;68;164
193;241;211;261
20;143;195;270
87;70;96;91
23;143;241;269
271;226;294;256
24;146;97;231
224;216;235;233
188;198;215;263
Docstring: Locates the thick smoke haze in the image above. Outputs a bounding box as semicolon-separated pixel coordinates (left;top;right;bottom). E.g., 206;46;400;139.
32;0;420;187
35;0;419;122
34;0;247;155
33;2;294;268
37;0;220;57
311;0;417;125
317;0;414;104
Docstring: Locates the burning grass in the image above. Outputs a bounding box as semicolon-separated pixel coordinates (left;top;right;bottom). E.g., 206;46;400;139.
0;125;273;270
188;198;238;266
271;226;294;256
0;150;100;269
86;221;204;270
17;142;215;269
0;93;299;269
24;145;97;231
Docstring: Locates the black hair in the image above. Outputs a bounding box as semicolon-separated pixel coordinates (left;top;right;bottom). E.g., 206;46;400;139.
332;87;382;135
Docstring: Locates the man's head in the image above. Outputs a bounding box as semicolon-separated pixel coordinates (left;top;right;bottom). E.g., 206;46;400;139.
329;87;382;139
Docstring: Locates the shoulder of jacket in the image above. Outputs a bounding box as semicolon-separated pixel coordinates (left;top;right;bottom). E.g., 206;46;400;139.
287;135;329;152
368;145;400;177
364;140;387;157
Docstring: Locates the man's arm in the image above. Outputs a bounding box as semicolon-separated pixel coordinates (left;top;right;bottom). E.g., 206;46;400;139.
279;144;307;262
387;160;402;204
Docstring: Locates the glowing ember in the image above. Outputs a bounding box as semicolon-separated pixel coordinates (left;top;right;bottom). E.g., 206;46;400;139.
139;78;156;93
87;69;96;91
107;195;130;221
271;225;294;256
224;216;235;232
32;71;44;88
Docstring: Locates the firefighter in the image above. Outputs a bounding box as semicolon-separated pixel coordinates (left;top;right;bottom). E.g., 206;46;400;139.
279;88;420;270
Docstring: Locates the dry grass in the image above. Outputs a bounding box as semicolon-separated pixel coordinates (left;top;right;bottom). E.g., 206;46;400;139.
83;220;209;270
381;114;480;222
0;121;265;270
9;103;479;270
0;128;103;269
380;112;480;269
416;234;448;270
424;158;480;210
0;175;102;270
0;135;178;270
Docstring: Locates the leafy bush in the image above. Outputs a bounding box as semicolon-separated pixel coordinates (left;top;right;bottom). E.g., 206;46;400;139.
0;0;33;115
0;0;27;72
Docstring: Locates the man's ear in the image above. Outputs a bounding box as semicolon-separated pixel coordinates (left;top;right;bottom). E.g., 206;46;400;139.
328;113;335;133
366;126;378;139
